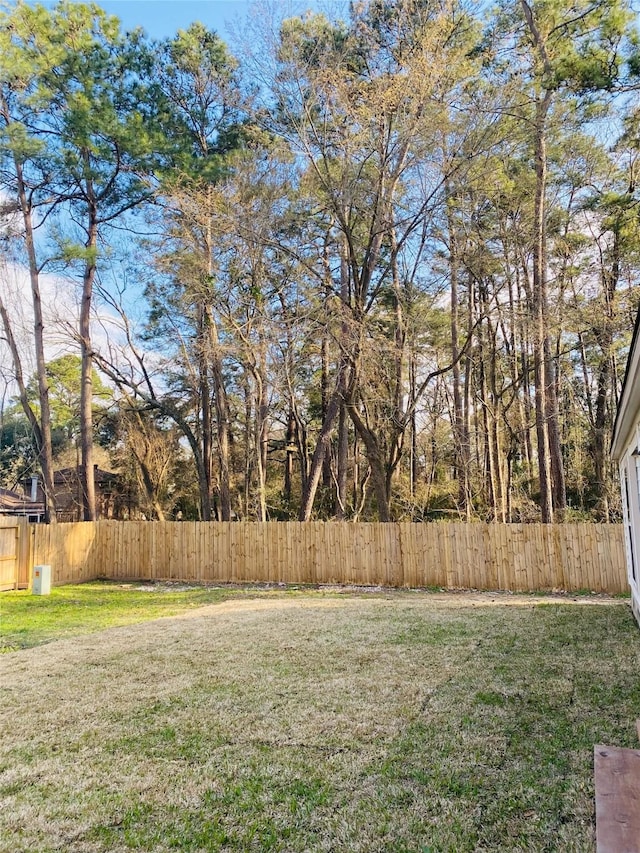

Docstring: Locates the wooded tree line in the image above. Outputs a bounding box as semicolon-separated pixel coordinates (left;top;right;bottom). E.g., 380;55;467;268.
1;0;639;523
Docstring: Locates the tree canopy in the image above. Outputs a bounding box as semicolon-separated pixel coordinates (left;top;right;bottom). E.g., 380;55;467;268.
1;0;639;523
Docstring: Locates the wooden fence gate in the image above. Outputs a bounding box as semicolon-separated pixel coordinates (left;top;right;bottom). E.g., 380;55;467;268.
0;519;30;591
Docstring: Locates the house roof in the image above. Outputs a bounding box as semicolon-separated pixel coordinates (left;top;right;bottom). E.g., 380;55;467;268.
53;466;118;485
611;304;640;461
0;487;45;516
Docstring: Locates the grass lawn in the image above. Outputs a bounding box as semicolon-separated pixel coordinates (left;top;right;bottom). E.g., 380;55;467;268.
0;586;639;852
0;582;288;653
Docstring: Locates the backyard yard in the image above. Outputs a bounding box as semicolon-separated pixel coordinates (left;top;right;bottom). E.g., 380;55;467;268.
0;583;639;852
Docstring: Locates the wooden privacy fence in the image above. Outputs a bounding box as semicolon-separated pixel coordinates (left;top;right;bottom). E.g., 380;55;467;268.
21;520;629;594
32;521;102;587
0;517;31;590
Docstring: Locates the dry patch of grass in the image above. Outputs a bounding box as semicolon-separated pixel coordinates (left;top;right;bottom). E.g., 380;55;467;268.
0;593;638;852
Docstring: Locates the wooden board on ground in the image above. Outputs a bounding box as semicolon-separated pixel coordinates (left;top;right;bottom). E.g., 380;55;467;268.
595;744;640;853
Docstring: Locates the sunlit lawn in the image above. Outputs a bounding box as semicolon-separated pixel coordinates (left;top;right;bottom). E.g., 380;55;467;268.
0;581;282;652
0;586;638;852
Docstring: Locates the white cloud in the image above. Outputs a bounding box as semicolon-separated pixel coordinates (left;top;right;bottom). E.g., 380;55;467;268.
0;260;124;403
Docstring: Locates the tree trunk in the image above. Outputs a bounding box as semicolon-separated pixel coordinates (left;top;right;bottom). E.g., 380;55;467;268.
80;194;98;522
593;227;620;519
254;346;269;522
138;460;166;521
463;272;474;519
531;97;554;523
447;192;471;518
299;230;355;522
488;323;506;523
11;149;56;522
335;239;350;519
409;352;418;501
298;367;346;521
202;193;231;521
346;399;392;522
205;308;232;521
520;2;566;522
320;333;333;491
284;408;295;506
197;304;214;521
0;296;42;448
243;376;252;519
477;309;498;520
336;403;348;519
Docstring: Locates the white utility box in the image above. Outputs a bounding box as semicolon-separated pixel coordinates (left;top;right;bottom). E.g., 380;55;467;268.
32;564;51;595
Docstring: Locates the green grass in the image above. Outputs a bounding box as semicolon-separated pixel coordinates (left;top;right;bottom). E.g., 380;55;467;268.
0;590;639;852
0;581;284;652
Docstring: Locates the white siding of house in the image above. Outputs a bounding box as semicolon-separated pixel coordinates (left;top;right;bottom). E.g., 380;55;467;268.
619;424;640;624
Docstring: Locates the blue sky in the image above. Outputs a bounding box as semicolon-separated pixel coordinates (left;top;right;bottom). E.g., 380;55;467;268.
47;1;255;40
39;1;333;42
